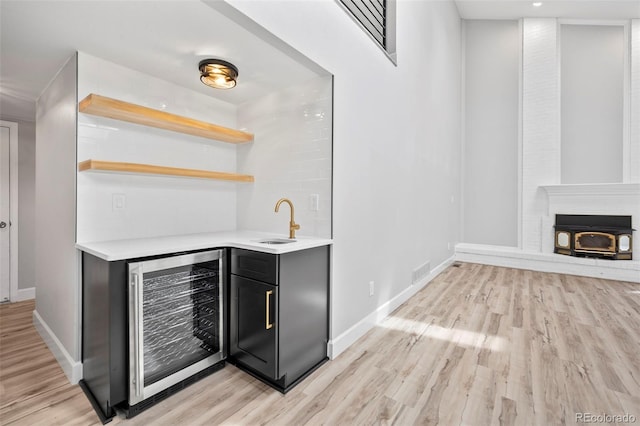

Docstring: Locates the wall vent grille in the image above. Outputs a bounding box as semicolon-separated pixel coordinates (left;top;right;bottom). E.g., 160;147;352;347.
412;261;431;285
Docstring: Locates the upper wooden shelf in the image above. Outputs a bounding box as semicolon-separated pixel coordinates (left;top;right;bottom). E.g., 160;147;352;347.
78;159;254;183
78;94;254;144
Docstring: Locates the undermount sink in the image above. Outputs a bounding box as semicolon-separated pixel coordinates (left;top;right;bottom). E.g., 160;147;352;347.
257;238;297;245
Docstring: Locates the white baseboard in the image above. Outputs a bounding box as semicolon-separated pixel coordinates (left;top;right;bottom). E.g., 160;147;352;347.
32;310;82;384
455;243;640;283
16;287;35;301
327;255;455;360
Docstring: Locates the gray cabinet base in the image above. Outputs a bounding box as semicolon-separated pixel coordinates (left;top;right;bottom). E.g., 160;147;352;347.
230;356;328;393
79;379;115;424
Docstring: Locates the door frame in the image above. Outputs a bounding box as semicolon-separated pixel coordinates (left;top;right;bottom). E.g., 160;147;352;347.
0;120;19;302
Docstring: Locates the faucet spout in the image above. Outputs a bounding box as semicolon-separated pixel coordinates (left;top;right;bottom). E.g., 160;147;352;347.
275;198;300;239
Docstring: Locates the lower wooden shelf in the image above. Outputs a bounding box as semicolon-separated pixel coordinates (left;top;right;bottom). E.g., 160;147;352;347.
78;159;254;183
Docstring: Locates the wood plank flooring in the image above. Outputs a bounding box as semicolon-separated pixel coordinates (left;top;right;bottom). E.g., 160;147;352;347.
1;263;639;425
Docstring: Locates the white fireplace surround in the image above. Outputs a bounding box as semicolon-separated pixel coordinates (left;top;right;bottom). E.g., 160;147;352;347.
540;183;639;253
456;183;640;283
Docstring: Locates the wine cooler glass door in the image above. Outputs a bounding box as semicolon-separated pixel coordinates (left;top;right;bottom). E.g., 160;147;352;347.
129;250;225;405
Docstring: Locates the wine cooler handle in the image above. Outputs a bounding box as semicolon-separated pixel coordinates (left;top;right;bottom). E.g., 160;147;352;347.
266;290;273;330
132;272;144;398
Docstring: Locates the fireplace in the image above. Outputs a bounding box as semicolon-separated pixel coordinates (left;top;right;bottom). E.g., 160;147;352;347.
554;214;634;260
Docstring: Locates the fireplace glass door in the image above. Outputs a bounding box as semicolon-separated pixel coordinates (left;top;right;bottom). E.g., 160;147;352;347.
575;232;616;254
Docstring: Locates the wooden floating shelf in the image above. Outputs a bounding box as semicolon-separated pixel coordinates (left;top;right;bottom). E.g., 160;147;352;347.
78;160;254;183
78;94;254;144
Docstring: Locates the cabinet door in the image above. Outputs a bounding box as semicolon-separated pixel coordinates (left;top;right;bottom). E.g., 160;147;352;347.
229;274;278;379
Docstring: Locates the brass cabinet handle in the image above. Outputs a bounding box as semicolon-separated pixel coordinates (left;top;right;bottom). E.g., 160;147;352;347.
266;290;273;330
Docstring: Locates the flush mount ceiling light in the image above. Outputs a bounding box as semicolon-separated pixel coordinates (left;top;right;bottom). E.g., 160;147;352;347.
198;59;238;89
532;2;543;6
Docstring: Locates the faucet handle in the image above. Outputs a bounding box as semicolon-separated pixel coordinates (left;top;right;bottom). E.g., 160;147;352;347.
289;221;300;239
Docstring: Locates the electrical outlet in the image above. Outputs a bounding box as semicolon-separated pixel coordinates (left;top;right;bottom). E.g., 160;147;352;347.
369;281;375;297
112;193;126;211
309;194;319;211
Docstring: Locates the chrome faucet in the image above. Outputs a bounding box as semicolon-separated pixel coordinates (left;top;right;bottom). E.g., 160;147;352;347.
275;198;300;239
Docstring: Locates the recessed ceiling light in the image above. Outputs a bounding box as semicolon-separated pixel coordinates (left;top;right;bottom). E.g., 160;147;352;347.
532;2;542;6
198;59;238;90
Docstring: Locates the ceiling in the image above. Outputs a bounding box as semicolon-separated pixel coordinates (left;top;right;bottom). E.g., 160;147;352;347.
0;1;325;122
1;1;638;122
455;0;639;20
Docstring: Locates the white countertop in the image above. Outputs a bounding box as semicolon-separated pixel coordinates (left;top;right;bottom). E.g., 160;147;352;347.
76;231;333;261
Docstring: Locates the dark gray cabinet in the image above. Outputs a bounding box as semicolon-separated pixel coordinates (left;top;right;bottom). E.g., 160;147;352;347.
80;243;330;423
79;253;128;423
229;275;278;378
229;245;329;392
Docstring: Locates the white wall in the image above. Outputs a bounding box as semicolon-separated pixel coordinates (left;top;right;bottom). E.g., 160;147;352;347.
76;53;239;242
225;0;462;347
236;76;332;238
35;54;80;381
631;19;640;183
463;20;519;247
17;119;35;291
561;24;624;184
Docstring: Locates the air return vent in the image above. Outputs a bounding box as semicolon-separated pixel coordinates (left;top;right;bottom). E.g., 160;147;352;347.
412;261;431;285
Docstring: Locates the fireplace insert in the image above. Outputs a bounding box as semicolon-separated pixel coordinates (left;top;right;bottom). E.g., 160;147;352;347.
554;214;633;260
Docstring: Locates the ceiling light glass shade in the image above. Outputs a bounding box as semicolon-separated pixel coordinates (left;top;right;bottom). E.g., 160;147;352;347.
199;59;238;89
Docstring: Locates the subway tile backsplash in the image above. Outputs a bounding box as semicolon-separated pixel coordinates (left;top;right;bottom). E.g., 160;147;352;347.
236;77;332;239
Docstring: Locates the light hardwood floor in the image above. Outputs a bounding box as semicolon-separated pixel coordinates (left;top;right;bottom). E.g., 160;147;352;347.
1;263;639;425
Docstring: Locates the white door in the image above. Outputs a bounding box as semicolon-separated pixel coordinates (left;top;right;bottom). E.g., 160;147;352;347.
0;125;10;302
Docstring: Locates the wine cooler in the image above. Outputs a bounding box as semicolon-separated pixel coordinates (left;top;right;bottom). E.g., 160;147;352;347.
128;249;225;408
